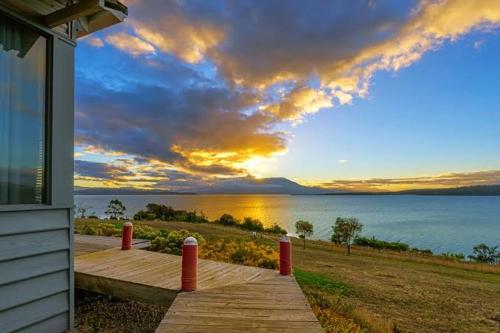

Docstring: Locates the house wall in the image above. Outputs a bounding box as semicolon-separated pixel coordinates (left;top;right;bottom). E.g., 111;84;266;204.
0;7;75;332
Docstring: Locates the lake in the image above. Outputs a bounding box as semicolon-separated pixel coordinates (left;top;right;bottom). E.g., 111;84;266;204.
74;194;500;255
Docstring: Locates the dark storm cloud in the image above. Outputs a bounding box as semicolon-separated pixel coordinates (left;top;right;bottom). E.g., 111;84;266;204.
74;160;133;179
125;0;415;87
75;73;287;174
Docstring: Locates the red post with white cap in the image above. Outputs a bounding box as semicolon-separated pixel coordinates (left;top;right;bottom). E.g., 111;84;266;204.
181;236;198;292
121;222;133;250
280;235;292;275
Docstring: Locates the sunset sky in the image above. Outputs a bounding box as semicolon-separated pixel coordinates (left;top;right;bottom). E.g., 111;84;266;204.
74;0;500;192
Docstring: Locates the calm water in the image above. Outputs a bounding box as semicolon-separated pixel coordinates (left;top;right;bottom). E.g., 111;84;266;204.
74;194;500;255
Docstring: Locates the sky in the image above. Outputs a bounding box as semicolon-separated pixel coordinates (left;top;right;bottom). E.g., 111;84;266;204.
74;0;500;192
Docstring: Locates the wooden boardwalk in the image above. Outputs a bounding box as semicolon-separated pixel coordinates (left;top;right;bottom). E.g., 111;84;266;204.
75;235;323;333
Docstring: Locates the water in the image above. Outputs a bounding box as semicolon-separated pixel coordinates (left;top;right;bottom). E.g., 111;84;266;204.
74;194;500;255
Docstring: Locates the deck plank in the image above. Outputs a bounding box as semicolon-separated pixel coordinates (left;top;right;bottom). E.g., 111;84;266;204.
74;236;323;333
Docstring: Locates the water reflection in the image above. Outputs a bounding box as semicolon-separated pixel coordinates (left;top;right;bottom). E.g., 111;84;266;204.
0;14;46;204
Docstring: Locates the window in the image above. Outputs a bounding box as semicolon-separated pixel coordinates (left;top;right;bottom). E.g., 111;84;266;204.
0;14;47;204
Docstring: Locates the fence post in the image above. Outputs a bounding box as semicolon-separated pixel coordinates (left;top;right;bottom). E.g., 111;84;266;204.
182;236;198;291
280;235;292;276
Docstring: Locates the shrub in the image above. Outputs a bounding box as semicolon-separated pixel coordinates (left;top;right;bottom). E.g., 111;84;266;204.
133;225;160;240
411;248;433;255
354;236;409;252
150;229;205;255
216;213;239;226
200;240;278;269
133;203;208;223
240;217;264;231
81;224;98;235
265;223;287;235
440;252;465;261
76;221;169;241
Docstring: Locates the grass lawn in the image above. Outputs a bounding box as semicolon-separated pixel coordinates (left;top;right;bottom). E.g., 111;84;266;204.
75;219;500;333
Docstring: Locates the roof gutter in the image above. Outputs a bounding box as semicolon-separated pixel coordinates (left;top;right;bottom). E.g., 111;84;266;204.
44;0;127;38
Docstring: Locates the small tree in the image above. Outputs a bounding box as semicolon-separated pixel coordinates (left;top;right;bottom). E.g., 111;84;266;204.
295;220;314;249
468;244;499;264
105;199;126;220
332;217;363;256
75;203;92;219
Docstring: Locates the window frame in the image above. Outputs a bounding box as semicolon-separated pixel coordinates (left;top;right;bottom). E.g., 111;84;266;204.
0;9;53;207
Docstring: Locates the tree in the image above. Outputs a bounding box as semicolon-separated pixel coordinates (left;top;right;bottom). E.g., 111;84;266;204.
75;203;92;219
332;217;363;256
105;199;126;219
468;244;499;264
295;220;314;249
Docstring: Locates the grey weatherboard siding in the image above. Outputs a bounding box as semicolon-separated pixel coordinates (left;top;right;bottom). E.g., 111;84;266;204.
0;7;75;331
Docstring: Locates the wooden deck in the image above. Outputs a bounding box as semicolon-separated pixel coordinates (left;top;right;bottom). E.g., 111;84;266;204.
74;234;150;256
75;235;323;333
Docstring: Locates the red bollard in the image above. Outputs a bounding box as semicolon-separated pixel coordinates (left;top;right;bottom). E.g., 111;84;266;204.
121;222;133;250
280;235;292;276
181;236;198;292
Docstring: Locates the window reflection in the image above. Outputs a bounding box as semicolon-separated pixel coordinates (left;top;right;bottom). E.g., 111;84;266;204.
0;15;47;204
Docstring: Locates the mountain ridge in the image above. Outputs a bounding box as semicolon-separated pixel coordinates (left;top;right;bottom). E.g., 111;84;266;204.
74;179;500;195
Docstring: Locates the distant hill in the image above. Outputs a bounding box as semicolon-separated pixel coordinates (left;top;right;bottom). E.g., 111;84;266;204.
191;177;333;195
321;185;500;196
394;185;500;196
74;188;192;195
75;183;500;196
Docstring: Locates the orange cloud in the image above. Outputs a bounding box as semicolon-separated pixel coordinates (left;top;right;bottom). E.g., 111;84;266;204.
320;170;500;192
85;36;104;47
105;32;155;56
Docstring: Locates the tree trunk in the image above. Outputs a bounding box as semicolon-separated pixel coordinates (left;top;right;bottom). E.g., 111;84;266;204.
303;236;306;249
347;244;351;256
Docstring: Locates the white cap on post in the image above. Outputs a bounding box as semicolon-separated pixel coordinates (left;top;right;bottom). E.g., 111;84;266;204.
280;235;290;242
184;236;198;246
124;221;133;227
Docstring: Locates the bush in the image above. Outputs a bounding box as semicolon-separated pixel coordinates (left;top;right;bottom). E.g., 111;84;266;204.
150;229;205;255
354;236;409;252
240;217;264;231
216;213;239;226
76;221;169;241
440;252;465;261
265;223;287;235
200;240;278;269
411;248;433;255
133;203;208;223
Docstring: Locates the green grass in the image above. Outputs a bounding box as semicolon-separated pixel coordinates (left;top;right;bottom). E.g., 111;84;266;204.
294;269;352;295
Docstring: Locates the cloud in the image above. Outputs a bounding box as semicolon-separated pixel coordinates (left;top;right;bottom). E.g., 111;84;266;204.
338;160;349;164
119;0;500;121
75;0;500;187
74;158;213;191
85;36;104;47
75;72;287;177
105;33;155;56
263;86;333;122
321;170;500;192
74;160;133;179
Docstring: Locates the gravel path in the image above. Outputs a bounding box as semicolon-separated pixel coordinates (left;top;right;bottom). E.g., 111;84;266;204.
72;290;169;333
